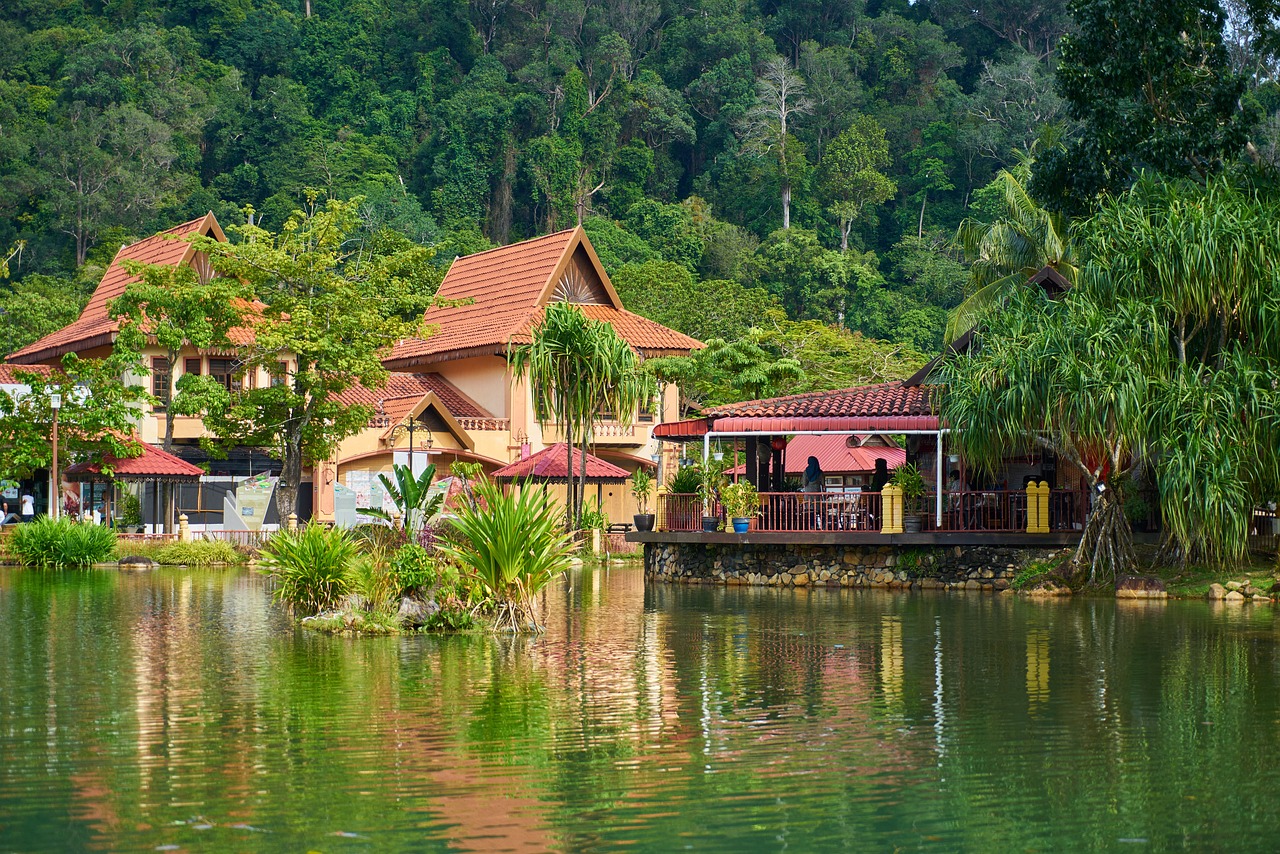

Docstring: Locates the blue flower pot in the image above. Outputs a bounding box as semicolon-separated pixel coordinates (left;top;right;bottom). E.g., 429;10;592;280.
732;518;750;534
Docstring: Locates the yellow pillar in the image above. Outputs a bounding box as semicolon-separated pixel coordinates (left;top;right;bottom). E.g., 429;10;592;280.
178;513;190;542
881;484;904;534
1035;481;1050;533
1026;481;1050;534
287;512;298;533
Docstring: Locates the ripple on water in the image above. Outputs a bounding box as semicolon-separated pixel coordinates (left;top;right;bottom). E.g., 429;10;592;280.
2;566;1280;851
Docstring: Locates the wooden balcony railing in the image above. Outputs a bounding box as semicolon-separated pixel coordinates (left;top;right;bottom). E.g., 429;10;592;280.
656;489;1087;534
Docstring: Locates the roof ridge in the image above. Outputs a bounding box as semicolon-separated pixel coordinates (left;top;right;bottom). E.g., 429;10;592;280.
705;381;902;414
447;228;577;261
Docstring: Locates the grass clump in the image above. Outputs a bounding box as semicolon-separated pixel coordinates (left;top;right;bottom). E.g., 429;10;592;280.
154;540;242;566
259;523;360;616
12;517;117;568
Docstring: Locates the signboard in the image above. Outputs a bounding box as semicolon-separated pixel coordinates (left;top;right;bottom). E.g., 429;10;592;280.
225;474;277;531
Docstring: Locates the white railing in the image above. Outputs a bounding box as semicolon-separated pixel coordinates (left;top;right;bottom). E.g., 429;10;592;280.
456;417;510;432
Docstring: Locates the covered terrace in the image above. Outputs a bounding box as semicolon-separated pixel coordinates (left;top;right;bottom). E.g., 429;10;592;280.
646;382;1087;544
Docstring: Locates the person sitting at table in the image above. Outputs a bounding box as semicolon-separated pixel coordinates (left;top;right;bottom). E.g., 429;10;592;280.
0;501;19;525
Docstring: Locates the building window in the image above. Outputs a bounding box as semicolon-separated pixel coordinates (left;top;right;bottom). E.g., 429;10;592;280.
184;357;202;377
270;361;289;388
152;357;170;408
209;358;242;392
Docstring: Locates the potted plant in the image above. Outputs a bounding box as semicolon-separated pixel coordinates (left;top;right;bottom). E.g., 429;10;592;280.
631;469;655;531
891;462;927;533
720;480;760;533
697;458;728;532
120;492;144;533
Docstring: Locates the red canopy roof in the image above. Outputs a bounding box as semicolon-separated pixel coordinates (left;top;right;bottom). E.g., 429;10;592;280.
64;443;205;482
652;382;940;440
491;443;631;483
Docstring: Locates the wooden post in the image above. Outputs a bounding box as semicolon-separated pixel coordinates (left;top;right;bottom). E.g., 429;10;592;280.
178;513;190;542
882;484;904;534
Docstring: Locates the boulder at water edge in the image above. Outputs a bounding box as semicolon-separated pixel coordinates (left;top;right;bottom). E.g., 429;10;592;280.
1115;575;1167;599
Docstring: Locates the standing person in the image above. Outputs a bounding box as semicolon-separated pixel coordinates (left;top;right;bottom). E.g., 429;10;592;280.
802;456;823;493
868;459;890;493
20;491;35;523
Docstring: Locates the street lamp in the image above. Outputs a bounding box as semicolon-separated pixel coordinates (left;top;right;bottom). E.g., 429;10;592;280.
50;392;61;520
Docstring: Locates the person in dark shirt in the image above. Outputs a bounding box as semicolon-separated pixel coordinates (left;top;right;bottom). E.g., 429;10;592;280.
868;459;890;492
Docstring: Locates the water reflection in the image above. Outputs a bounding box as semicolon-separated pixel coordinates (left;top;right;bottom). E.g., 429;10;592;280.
2;567;1280;851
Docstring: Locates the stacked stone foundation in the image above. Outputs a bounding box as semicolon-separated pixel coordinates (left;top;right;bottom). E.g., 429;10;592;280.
644;542;1066;591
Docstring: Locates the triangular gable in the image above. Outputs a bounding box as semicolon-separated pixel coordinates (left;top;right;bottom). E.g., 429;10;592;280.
379;391;476;452
538;228;623;310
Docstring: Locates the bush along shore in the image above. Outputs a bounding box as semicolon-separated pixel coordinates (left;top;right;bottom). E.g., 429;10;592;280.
259;476;576;635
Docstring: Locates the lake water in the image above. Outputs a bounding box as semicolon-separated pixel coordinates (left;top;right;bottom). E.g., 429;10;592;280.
2;566;1279;852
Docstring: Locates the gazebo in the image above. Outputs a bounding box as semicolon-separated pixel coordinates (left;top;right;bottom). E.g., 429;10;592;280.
491;442;631;511
64;443;204;531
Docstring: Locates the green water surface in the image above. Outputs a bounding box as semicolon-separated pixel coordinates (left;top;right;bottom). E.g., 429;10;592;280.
2;566;1279;852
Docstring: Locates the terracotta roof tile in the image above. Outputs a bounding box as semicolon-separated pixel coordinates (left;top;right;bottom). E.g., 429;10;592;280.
384;228;702;367
491;443;630;482
703;382;936;419
0;363;53;385
334;372;490;419
8;214;220;364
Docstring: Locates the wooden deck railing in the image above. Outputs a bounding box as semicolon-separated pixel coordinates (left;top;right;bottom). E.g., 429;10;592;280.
657;489;1087;534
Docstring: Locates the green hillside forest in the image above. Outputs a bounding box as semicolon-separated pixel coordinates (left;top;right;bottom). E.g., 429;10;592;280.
2;0;1277;406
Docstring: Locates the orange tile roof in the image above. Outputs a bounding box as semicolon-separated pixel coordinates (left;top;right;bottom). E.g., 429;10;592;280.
703;382;936;419
334;372;490;419
384;227;702;368
8;213;223;364
0;363;52;385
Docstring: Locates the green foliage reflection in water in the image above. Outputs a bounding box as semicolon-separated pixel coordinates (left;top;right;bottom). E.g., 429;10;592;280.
260;522;359;616
11;517;117;568
437;479;575;632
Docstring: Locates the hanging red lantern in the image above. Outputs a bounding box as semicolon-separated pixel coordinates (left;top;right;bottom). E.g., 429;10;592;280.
770;437;787;452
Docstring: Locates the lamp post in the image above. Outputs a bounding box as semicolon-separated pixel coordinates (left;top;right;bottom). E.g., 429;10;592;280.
50;392;61;520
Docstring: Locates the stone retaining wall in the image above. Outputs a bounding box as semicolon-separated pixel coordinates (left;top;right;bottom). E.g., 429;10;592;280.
644;542;1068;591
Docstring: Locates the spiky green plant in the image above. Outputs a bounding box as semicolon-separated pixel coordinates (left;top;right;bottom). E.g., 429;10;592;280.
11;517;117;568
259;523;360;615
357;462;441;536
436;478;575;632
951;168;1077;341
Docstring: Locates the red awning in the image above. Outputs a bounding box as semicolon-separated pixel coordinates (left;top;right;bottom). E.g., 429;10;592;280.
491;443;631;483
64;443;205;482
652;418;711;440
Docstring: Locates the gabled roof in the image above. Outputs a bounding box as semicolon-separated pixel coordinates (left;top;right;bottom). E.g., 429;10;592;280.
8;213;225;365
0;363;52;386
491;442;631;483
383;226;702;368
334;372;491;419
64;442;205;482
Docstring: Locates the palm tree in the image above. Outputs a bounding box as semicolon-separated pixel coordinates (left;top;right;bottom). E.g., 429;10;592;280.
510;302;654;529
357;462;441;538
949;167;1077;341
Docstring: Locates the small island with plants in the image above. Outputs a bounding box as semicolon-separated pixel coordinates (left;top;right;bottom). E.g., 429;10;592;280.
258;464;577;635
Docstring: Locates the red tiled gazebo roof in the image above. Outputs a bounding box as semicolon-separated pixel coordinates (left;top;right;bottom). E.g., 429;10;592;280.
491;443;631;483
64;443;205;483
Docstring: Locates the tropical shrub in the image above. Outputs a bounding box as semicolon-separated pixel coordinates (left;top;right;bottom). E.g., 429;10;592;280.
666;465;701;494
630;469;653;514
151;540;242;566
890;462;927;511
720;480;761;519
259;523;360;615
437;478;575;631
11;517;117;568
357;463;443;536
